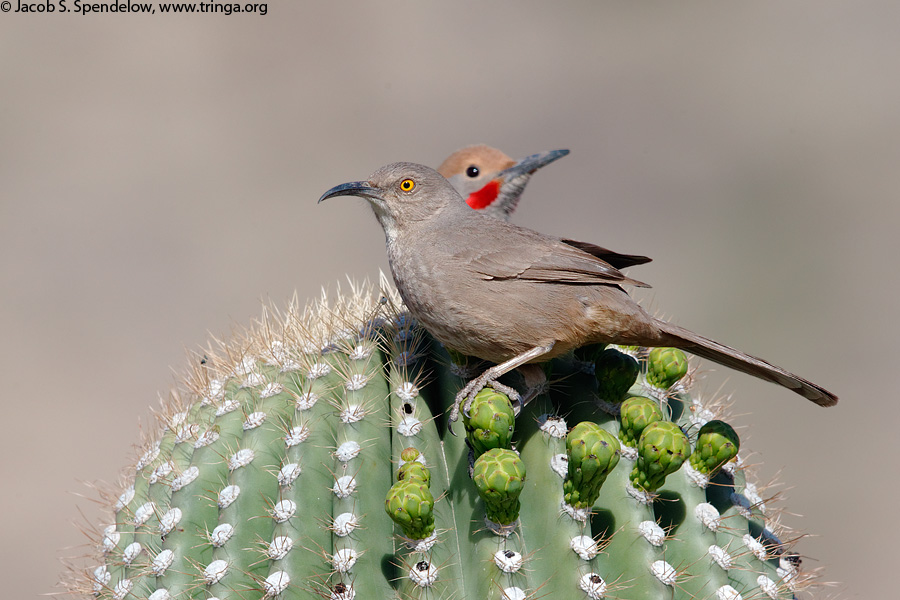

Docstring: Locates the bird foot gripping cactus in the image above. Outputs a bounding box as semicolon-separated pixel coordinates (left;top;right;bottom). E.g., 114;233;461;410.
63;281;821;600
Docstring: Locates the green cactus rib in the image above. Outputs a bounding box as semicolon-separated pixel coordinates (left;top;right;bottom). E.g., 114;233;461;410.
152;399;218;598
592;419;677;600
67;283;819;600
653;421;739;600
535;367;618;600
707;460;797;599
269;367;335;600
435;340;546;600
388;318;470;599
329;342;397;599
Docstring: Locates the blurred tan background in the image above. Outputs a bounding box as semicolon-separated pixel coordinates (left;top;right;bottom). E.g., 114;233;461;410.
2;3;897;597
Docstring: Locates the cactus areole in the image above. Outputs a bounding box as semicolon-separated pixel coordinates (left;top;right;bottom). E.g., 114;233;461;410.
64;282;817;600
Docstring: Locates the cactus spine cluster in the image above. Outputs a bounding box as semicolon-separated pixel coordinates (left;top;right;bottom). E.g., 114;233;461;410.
65;282;817;600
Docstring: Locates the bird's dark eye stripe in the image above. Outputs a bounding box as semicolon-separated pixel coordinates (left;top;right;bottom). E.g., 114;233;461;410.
466;165;479;178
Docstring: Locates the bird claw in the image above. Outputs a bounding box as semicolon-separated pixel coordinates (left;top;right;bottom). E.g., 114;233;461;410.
448;375;523;424
447;380;481;424
486;380;523;415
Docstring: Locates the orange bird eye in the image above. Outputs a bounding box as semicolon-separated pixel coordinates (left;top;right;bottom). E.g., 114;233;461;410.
400;178;415;192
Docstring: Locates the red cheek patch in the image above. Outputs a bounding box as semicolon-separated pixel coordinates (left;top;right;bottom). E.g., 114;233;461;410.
466;180;500;210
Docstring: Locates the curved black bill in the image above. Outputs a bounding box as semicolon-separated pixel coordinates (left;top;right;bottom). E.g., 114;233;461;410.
318;181;382;204
496;149;569;181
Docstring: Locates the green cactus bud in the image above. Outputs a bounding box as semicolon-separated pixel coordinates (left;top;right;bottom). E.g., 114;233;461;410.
472;448;526;525
399;446;422;464
630;420;690;493
595;347;640;402
618;395;665;448
646;347;689;389
462;388;516;456
398;459;431;487
689;420;740;477
385;479;435;540
396;447;431;488
563;421;621;509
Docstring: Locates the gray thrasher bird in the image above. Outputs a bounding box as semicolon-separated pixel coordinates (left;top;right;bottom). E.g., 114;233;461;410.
319;162;838;424
440;145;651;269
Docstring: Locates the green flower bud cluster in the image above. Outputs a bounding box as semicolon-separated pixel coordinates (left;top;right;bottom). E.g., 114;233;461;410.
563;422;621;509
689;420;740;477
472;448;526;525
462;388;515;457
397;447;432;487
386;449;435;540
630;421;690;493
594;347;640;402
618;395;664;448
646;347;689;390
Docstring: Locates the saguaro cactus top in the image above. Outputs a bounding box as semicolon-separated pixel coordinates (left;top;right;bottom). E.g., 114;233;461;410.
63;281;817;600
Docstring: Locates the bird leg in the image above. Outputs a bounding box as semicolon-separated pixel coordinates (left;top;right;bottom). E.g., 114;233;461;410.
514;363;550;413
449;343;555;424
486;364;550;416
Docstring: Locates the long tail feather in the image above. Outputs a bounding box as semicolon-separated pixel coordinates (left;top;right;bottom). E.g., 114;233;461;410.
659;321;838;407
